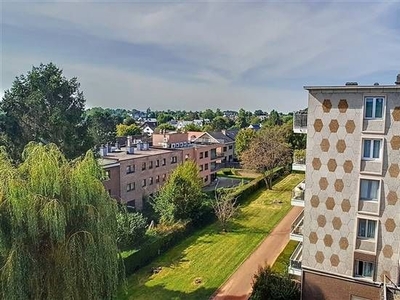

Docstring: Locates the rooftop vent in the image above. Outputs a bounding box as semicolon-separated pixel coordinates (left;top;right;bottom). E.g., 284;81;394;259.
345;82;358;86
396;74;400;85
374;82;379;86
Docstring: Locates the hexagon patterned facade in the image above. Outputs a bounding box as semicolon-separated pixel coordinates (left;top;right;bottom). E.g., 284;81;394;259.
302;86;400;291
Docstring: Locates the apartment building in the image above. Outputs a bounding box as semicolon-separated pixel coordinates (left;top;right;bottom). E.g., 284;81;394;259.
288;75;400;299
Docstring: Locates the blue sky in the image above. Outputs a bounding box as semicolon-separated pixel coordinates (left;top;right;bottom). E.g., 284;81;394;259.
1;1;400;112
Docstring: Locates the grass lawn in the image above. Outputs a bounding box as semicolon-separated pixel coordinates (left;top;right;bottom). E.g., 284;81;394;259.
119;173;304;300
271;240;299;274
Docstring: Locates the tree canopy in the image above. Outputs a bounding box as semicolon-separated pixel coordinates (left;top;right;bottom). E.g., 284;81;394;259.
0;143;122;300
116;123;142;137
0;63;90;161
235;128;257;158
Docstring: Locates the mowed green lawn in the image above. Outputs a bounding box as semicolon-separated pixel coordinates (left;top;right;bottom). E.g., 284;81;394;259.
119;173;304;300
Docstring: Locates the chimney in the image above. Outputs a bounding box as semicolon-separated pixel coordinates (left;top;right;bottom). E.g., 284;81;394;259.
126;136;134;154
395;74;400;85
99;145;107;157
115;141;120;149
107;143;112;153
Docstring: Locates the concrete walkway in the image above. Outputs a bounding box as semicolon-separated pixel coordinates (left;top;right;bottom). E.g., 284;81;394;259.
210;206;303;300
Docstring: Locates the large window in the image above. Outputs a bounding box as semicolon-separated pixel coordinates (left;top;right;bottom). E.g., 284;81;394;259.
362;139;382;159
149;161;153;169
141;162;146;171
358;219;376;238
171;156;177;164
360;179;379;201
355;260;374;278
365;97;384;119
126;165;135;174
156;159;160;167
126;182;135;192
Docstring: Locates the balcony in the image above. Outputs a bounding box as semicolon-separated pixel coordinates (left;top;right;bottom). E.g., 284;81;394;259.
293;111;307;134
288;242;302;276
292;150;306;172
291;180;305;207
290;211;304;242
211;153;225;160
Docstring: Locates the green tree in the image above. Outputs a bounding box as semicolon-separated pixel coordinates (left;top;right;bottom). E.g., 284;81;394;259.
200;109;216;121
235;108;251;129
250;265;300;300
211;116;233;131
157;113;173;125
151;161;206;224
264;110;282;127
116;208;147;250
0;143;122;300
156;123;176;132
240;126;292;189
116;123;142;137
0;63;90;161
211;187;238;232
183;123;203;132
235;128;257;158
86;108;122;146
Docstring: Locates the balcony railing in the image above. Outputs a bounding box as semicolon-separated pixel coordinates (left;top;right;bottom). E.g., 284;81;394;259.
292;155;306;172
293;111;307;134
288;242;303;276
290;211;304;242
211;153;225;160
291;180;305;207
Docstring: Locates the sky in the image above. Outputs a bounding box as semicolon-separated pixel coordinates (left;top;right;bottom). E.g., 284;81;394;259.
1;0;400;113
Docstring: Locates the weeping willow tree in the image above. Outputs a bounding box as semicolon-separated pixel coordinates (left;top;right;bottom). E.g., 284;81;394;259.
0;142;122;300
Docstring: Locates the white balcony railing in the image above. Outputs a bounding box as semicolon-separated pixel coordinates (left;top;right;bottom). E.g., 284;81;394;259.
293;111;307;134
288;242;303;276
291;180;305;207
290;211;304;242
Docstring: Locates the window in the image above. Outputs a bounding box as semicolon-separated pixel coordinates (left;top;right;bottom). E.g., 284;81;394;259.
162;174;166;181
156;175;160;183
162;158;166;166
223;146;227;152
205;151;208;158
142;179;146;187
149;177;153;185
365;97;384;119
176;143;180;148
229;145;233;150
185;154;189;161
105;170;111;180
156;159;160;167
171;156;177;164
200;165;203;171
126;165;135;174
149;161;153;169
142;162;146;171
358;219;376;238
360;179;380;201
127;200;136;208
126;182;135;192
362;139;382;159
108;189;111;195
355;260;374;278
204;163;208;170
200;152;204;159
204;175;209;182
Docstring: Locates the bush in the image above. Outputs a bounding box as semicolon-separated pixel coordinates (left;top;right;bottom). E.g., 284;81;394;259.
116;210;147;251
250;265;300;300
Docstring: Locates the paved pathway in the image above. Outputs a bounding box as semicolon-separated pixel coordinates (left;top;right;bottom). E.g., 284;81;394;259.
210;206;303;300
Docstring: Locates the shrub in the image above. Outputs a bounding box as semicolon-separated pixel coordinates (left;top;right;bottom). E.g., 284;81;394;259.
116;210;147;251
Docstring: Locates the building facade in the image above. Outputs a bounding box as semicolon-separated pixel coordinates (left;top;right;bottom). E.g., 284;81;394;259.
292;77;400;299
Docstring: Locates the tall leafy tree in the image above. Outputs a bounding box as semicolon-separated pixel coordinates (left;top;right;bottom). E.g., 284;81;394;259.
86;108;122;146
0;142;122;300
116;123;142;137
151;161;206;224
235;128;257;158
240;126;292;189
1;63;90;161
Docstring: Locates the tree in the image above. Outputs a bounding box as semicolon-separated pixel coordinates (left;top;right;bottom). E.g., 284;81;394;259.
86;108;121;146
235;108;251;129
0;63;90;161
201;108;216;121
183;123;202;132
211;187;238;232
0;142;122;300
157;113;173;125
235;128;257;158
156;123;176;132
240;126;292;189
211;116;233;131
264;110;282;127
116;123;142;137
250;265;300;300
151;161;206;224
116;208;147;250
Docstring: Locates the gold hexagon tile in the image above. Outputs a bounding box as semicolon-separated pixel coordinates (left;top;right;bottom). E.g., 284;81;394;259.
330;254;339;267
382;245;393;258
317;215;327;227
323;234;333;247
390;136;400;150
319;177;329;190
325;197;335;210
332;217;342;230
327;159;337;172
334;179;344;192
393;107;400;121
336;139;346;153
341;199;351;212
315;251;325;264
329;119;339;133
320;139;330;152
343;160;354;173
345;120;356;134
312;158;322;170
314;119;323;132
339;237;349;250
385;218;396;232
388;164;400;178
387;191;398;205
309;232;318;244
310;195;320;208
338;99;348;113
322;99;332;113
